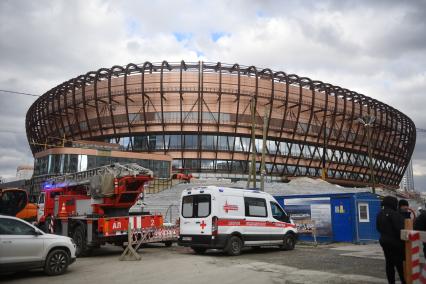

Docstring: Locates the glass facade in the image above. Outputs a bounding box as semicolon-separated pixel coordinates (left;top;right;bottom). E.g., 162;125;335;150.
34;154;170;178
103;134;399;184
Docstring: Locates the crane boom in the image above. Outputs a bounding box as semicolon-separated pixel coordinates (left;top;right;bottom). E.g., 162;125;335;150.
43;163;153;188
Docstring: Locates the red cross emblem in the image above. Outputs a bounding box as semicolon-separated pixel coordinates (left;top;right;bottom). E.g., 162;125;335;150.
223;201;239;213
200;220;206;230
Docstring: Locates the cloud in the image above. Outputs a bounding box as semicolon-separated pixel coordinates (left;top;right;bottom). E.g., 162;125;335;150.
0;0;425;190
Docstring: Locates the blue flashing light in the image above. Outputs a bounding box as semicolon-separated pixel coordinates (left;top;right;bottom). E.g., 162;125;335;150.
42;181;66;190
43;183;54;190
219;188;224;192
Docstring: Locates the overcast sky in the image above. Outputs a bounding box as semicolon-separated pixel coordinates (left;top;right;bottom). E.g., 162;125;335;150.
0;0;425;189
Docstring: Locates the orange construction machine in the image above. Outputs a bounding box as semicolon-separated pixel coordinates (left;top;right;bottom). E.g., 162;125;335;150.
0;188;37;221
172;168;193;183
36;163;175;256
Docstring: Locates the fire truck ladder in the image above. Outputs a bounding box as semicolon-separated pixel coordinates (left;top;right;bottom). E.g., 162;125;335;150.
44;163;153;188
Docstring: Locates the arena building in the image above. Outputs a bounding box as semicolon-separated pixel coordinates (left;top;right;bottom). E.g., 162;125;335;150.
26;61;416;189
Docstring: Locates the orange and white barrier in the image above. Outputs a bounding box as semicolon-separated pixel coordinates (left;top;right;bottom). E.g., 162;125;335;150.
401;229;426;284
408;231;422;282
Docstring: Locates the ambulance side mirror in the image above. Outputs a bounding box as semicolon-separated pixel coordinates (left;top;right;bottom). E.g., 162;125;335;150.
282;214;290;223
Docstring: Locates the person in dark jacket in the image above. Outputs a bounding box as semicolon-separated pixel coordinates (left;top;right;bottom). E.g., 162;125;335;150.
414;206;426;257
398;199;411;219
376;196;405;284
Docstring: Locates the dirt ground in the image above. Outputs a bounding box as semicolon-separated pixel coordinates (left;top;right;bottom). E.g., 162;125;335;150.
1;243;391;284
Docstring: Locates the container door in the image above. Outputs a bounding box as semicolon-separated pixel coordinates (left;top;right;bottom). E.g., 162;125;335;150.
356;200;381;241
331;198;353;242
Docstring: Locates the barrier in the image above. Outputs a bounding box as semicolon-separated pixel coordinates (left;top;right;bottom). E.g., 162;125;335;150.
119;216;179;261
120;226;141;261
401;219;426;284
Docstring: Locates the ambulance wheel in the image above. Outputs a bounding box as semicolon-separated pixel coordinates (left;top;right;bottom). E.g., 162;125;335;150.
191;247;207;254
73;225;92;257
225;236;243;256
281;234;296;251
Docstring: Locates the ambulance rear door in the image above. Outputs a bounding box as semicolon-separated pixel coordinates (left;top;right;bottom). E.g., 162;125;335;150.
180;192;212;236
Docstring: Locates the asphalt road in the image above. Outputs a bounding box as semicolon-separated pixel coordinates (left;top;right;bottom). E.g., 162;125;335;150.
1;243;390;284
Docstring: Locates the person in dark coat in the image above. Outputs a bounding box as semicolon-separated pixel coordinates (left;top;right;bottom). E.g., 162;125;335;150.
398;199;411;219
376;196;405;284
414;206;426;257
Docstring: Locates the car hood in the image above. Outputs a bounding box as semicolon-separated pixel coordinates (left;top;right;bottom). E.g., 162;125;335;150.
42;233;72;242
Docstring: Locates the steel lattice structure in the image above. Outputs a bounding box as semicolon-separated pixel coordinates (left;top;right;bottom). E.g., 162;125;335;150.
26;61;416;188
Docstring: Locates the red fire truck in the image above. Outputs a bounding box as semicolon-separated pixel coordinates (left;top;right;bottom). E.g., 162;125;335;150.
36;163;176;256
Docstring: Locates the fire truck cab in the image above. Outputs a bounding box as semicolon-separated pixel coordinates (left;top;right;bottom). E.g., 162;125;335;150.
178;186;298;255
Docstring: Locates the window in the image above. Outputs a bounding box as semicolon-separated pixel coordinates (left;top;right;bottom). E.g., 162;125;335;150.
78;154;88;171
270;202;289;222
197;195;210;217
182;194;211;218
0;190;27;216
358;203;370;222
38;192;45;205
182;196;194;217
0;218;35;235
244;197;267;217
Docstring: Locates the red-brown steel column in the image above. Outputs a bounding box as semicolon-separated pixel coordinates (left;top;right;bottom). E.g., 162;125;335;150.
141;62;153;136
109;66;124;143
124;63;139;149
81;73;94;139
179;60;187;167
71;78;83;140
63;80;76;141
272;72;289;177
160;61;171;154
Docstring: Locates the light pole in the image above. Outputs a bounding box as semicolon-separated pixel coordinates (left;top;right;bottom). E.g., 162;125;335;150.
247;97;257;189
357;115;376;194
260;105;269;191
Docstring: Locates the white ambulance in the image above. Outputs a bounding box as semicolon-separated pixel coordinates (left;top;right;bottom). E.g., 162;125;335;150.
178;186;297;255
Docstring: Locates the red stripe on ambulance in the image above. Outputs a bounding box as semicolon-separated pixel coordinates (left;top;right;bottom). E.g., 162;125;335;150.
217;218;296;228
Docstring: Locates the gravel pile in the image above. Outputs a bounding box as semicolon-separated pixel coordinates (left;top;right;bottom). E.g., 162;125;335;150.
144;177;422;222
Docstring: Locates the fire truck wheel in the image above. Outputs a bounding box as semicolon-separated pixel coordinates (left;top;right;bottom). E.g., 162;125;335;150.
73;225;92;257
225;236;243;256
44;249;70;276
164;241;173;247
191;247;207;254
281;234;296;251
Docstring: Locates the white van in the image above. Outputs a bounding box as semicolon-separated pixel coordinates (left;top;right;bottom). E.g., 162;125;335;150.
178;186;297;255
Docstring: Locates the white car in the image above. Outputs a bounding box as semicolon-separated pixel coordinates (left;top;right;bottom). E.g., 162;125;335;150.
0;215;76;276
